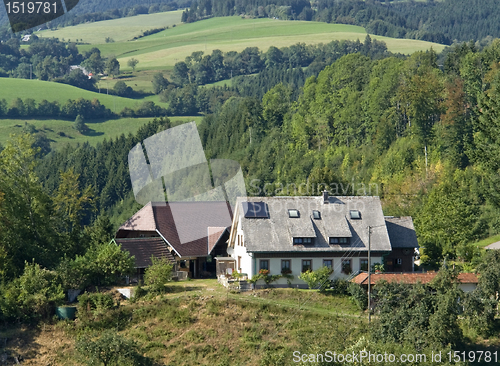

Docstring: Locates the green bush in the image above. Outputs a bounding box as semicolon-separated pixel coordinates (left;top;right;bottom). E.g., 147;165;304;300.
348;283;368;310
329;278;350;295
248;272;282;288
57;242;135;289
0;261;65;323
298;266;333;291
144;256;173;294
77;292;115;323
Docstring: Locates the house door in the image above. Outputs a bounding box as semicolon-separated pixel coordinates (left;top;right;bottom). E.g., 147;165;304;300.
189;260;195;278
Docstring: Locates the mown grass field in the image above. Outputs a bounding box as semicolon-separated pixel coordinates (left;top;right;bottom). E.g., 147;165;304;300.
108;17;447;70
0;116;202;149
36;10;184;44
37;14;446;72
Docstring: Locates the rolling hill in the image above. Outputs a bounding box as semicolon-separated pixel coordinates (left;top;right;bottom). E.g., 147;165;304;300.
0;116;202;149
0;78;146;112
36;15;447;72
35;10;183;44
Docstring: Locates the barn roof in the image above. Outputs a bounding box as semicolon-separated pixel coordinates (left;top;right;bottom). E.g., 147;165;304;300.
352;272;478;286
114;237;175;268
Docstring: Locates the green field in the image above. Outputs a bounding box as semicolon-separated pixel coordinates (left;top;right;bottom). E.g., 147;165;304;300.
38;15;446;72
0;77;150;112
36;10;183;44
97;71;167;95
109;17;447;70
0;116;203;149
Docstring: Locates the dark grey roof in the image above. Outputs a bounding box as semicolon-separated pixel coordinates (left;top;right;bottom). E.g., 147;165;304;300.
384;217;419;248
235;196;392;253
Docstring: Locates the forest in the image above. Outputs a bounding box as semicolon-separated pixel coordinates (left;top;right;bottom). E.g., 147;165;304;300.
183;0;500;44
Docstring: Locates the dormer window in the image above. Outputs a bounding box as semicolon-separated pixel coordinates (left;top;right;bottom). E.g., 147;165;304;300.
330;237;349;244
350;210;361;219
288;209;300;218
312;210;321;219
294;237;314;245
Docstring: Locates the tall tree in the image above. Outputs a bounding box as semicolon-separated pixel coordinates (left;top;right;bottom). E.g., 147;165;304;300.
0;134;59;278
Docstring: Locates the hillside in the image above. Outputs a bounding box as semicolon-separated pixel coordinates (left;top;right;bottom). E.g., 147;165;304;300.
0;116;202;149
2;279;499;365
184;0;500;44
36;10;183;44
0;0;185;28
35;16;446;72
0;281;366;365
0;78;140;112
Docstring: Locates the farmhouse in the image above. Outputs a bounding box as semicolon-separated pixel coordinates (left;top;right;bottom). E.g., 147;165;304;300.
225;192;419;288
115;201;230;279
116;192;419;284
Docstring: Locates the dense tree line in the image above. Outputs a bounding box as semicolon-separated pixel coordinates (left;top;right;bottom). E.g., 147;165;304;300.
0;97;112;120
0;38;116;88
182;0;312;22
0;96;167;120
183;0;500;44
0;38;82;79
157;37;390;114
170;38;389;87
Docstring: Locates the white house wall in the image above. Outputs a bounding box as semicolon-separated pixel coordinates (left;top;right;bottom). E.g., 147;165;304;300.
227;216;255;278
251;256;383;288
459;283;477;293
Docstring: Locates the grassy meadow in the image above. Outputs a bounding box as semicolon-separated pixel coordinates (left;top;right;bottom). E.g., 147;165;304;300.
35;10;184;44
38;14;446;72
0;116;203;149
0;78;139;112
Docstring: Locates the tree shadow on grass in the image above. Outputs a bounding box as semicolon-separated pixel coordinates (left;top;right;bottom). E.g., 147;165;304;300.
82;128;104;137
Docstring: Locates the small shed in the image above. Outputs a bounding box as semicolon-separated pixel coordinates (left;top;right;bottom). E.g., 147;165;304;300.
215;257;236;277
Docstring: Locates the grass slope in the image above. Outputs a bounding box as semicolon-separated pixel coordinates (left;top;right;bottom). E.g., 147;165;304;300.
0;280;366;365
0;78;140;112
38;15;446;71
0;116;203;149
111;17;447;70
36;10;184;44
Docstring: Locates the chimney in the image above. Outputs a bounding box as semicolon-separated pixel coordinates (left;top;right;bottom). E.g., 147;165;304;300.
322;190;329;204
